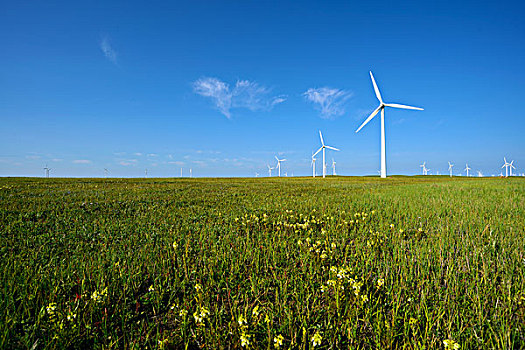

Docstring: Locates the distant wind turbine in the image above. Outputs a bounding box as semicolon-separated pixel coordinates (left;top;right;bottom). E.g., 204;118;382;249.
332;158;337;176
420;162;428;175
311;152;317;178
267;164;274;177
313;130;339;178
190;169;192;178
448;162;454;177
104;168;109;178
477;170;483;177
502;158;510;177
255;172;259;177
464;163;471;177
509;160;516;176
145;169;148;178
181;168;183;177
275;156;286;177
355;71;423;178
43;165;50;178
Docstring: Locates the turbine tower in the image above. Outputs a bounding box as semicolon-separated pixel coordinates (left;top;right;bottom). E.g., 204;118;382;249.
104;168;109;178
332;158;337;176
275;156;286;177
313;130;339;178
464;163;471;177
355;71;423;178
448;162;454;177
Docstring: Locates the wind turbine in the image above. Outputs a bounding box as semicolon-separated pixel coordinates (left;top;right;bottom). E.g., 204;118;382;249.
255;172;259;177
145;169;148;178
448;162;454;177
104;168;109;178
267;164;274;177
43;165;50;178
190;169;192;178
502;158;510;177
181;168;183;177
332;158;337;176
477;170;483;177
464;163;471;177
356;71;423;178
420;162;428;175
275;156;286;177
313;131;340;178
510;160;516;176
311;152;317;178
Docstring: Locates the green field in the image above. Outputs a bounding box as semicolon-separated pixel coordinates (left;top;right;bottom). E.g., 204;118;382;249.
1;176;524;349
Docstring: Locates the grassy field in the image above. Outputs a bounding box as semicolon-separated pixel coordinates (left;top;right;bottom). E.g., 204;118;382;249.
1;176;524;349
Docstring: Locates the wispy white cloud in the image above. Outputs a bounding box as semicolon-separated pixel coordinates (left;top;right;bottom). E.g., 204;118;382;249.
119;159;138;166
100;36;117;64
25;155;41;160
147;153;158;157
133;152;143;156
193;77;286;118
73;159;91;164
304;87;353;119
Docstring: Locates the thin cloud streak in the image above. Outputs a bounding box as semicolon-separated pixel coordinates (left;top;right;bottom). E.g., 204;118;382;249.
193;77;286;118
100;37;117;64
304;87;353;119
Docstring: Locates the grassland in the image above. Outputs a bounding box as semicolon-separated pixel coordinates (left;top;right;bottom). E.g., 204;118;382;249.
1;176;524;349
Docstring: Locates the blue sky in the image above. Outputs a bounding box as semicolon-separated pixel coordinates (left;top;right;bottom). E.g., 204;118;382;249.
1;0;524;177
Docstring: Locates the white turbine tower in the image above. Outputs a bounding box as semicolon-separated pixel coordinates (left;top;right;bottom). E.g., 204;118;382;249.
464;163;471;177
448;162;454;177
356;71;423;178
332;158;337;176
477;170;483;177
311;152;317;178
267;164;274;177
145;169;148;178
181;168;183;177
275;156;286;177
313;131;340;178
104;168;109;178
190;169;192;178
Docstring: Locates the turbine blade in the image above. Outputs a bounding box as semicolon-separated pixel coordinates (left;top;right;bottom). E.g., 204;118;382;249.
325;146;340;151
355;106;381;133
313;147;323;157
384;103;423;111
319;130;324;146
275;156;279;161
369;71;383;103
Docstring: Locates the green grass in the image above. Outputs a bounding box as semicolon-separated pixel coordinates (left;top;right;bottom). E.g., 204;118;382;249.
1;176;524;349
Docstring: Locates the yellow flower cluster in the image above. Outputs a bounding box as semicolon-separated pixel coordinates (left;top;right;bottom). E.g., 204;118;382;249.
91;287;108;303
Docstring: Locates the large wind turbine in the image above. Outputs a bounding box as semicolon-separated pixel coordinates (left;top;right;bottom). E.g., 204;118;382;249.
313;131;339;178
464;163;471;177
448;162;454;177
275;156;286;177
356;71;423;178
267;164;274;177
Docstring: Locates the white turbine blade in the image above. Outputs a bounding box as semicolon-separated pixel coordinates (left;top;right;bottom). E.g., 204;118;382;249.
319;130;324;146
355;106;381;133
384;103;423;111
281;159;287;162
325;146;340;151
313;147;323;157
369;71;383;103
275;156;279;161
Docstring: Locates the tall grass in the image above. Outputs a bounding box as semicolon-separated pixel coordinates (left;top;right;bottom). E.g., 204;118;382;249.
1;176;524;349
